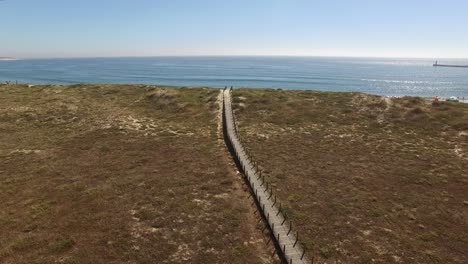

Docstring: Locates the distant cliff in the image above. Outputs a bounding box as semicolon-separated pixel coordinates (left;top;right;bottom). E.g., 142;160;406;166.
0;57;17;61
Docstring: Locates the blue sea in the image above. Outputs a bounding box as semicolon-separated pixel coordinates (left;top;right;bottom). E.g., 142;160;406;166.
1;56;467;97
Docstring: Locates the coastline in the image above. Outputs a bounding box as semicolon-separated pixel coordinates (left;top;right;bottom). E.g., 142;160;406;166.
0;57;466;98
1;82;467;103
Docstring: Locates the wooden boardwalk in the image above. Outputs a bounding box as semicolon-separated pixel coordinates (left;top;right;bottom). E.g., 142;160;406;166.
223;89;310;264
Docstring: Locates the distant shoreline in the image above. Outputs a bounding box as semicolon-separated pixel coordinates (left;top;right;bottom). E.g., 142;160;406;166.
0;57;17;61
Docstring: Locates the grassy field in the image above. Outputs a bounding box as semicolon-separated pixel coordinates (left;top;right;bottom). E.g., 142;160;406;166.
0;84;276;264
232;89;468;263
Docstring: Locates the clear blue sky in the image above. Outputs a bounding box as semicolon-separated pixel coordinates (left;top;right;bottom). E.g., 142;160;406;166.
1;0;467;58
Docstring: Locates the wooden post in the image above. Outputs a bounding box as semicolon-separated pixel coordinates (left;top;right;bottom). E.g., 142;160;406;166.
293;233;298;247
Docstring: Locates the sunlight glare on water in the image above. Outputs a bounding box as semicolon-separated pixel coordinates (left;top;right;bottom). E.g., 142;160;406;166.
0;57;467;97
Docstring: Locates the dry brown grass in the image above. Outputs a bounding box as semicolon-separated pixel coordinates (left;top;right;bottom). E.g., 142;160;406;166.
0;84;275;264
232;88;468;263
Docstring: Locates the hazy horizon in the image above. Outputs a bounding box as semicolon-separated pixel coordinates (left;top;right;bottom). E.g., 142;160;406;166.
5;55;468;60
5;52;468;61
2;0;468;59
4;49;468;61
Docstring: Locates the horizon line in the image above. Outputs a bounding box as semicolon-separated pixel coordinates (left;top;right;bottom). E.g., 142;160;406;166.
8;54;468;60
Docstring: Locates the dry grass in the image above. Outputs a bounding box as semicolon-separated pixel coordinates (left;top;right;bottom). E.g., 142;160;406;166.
0;84;275;264
232;88;468;263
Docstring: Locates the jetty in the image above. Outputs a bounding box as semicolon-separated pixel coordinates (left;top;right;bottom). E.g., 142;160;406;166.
433;61;468;68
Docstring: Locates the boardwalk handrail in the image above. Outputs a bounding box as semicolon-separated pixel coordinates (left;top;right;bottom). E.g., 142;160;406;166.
222;88;310;264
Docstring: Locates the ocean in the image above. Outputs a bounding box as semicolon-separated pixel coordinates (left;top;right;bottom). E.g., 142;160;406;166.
1;56;467;97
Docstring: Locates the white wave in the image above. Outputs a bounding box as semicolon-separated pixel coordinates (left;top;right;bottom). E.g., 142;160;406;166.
361;79;452;85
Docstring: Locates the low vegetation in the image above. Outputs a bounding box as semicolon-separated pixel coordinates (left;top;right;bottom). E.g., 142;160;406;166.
232;88;467;263
0;84;275;264
3;84;465;263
